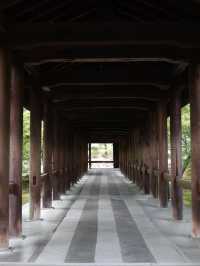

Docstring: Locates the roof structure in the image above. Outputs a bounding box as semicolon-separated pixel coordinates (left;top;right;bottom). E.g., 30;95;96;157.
0;0;198;141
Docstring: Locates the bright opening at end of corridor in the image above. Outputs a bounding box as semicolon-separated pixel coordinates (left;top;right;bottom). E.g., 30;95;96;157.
88;143;114;168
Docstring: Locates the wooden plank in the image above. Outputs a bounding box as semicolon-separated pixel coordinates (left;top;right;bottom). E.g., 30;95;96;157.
0;49;11;248
9;63;24;236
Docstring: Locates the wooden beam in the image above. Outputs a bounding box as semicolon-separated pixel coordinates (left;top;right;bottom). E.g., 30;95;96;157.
57;122;66;194
28;0;80;22
150;111;159;198
190;64;200;238
55;99;154;111
52;86;168;102
113;142;119;168
0;0;22;10
0;48;11;248
88;143;91;169
170;88;183;220
42;100;53;208
40;66;172;89
30;80;41;220
9;63;24;237
63;107;149;112
52;111;60;200
22;45;193;65
65;110;146;120
4;22;200;49
158;99;169;207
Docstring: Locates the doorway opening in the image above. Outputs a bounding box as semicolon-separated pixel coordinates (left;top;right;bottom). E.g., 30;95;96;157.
88;143;114;168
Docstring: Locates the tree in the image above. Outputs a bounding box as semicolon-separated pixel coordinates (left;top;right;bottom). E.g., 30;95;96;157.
181;104;191;176
22;108;30;176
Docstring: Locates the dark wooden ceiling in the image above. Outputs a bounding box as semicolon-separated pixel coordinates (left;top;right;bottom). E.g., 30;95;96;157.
0;0;198;142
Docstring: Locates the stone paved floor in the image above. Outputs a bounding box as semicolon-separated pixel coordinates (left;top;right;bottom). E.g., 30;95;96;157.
0;169;200;265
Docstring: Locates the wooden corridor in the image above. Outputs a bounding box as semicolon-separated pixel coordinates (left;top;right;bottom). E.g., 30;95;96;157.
0;169;199;265
1;1;200;263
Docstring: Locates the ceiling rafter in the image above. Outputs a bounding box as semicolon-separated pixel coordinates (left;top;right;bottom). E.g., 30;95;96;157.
5;22;200;49
0;0;23;10
63;8;97;23
15;0;52;18
28;0;73;22
132;0;177;21
50;0;98;23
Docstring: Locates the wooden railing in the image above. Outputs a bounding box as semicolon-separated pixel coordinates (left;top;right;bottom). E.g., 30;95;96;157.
162;171;192;190
88;160;114;164
41;172;48;182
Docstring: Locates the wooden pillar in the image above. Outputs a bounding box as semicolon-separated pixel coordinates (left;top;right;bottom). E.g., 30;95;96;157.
170;89;183;220
58;124;66;194
30;81;41;220
9;63;24;237
88;143;92;169
113;142;119;168
42;100;52;208
151;111;159;198
0;49;11;248
190;64;200;237
68;133;73;187
158;100;169;207
72;134;77;183
65;131;71;190
52;112;60;200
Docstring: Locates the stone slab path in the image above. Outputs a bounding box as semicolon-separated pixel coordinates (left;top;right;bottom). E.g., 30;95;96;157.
0;169;200;265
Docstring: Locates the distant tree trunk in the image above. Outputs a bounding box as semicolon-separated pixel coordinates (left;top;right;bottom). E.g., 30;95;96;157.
182;154;191;175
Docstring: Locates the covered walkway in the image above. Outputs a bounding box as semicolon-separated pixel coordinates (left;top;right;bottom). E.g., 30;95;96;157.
0;169;199;265
2;1;200;264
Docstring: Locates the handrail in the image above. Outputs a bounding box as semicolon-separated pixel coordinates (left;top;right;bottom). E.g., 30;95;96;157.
178;179;192;190
52;170;59;175
163;172;172;182
155;170;192;190
147;168;151;175
141;166;145;175
41;172;48;177
41;172;48;182
88;160;114;163
153;169;159;177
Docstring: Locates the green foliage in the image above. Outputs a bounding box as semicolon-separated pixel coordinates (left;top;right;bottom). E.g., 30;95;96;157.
91;143;113;160
22;109;30;204
181;104;192;207
22;191;29;204
183;190;192;207
181;104;191;175
168;104;191;206
22;108;30;176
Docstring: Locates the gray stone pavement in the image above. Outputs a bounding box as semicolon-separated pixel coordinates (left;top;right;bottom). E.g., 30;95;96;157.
0;169;200;265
